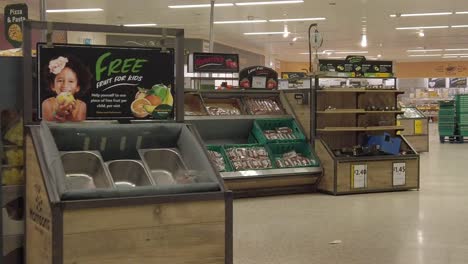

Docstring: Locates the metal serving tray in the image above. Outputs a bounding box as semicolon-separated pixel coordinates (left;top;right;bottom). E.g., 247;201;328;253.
60;151;114;191
105;160;153;188
139;148;195;185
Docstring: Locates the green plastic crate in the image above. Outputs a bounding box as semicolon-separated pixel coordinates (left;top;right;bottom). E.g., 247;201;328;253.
223;143;275;170
247;133;258;144
266;142;320;168
252;118;306;144
206;145;233;172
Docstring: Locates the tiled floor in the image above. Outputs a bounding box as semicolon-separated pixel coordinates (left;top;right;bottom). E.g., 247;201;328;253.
234;125;468;264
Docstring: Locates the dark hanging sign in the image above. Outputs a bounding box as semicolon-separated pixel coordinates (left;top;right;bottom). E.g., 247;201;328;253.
319;57;393;78
239;66;278;89
428;78;446;88
4;3;28;48
37;43;175;122
281;72;307;79
188;52;239;73
449;77;467;88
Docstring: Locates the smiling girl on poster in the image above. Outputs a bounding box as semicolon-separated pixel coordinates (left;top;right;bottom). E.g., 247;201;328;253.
41;55;92;122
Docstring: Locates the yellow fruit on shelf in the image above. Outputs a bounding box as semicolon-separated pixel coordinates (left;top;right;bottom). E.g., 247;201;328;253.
2;167;24;185
4;119;23;146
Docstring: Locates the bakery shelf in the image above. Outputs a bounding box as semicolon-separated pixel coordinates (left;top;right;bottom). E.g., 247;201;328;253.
317;126;404;132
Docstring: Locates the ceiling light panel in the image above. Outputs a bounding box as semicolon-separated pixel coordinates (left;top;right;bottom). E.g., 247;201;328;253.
455;11;468;14
244;31;289;35
269;17;326;22
407;49;443;52
396;26;449;30
445;48;468;51
452;25;468;28
235;1;304;6
46;8;103;13
168;3;234;8
444;53;468;56
214;20;267;24
123;23;157;27
408;54;441;57
390;12;452;17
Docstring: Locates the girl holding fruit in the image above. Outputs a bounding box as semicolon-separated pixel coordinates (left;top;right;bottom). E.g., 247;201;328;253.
41;55;92;122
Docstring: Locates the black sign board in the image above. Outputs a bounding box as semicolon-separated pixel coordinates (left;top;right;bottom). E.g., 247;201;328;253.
188;52;239;73
319;58;393;77
428;78;446;88
239;66;278;89
4;4;28;48
281;72;307;79
37;43;175;121
449;77;467;88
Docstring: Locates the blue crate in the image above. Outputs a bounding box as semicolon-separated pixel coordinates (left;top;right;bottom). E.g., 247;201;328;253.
366;133;402;155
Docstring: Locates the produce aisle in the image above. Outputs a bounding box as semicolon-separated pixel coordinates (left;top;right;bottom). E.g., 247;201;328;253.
233;124;468;264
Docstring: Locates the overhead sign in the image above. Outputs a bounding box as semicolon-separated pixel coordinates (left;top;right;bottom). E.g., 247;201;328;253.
239;66;278;89
281;72;307;79
37;43;175;121
188;52;239;73
319;58;393;78
4;3;28;48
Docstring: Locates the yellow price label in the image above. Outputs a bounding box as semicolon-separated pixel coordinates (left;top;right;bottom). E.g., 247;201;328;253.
396;120;401;135
414;120;423;134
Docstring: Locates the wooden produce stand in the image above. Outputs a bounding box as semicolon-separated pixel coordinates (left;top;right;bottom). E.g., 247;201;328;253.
314;74;420;195
23;21;233;264
397;107;429;152
186;89;322;198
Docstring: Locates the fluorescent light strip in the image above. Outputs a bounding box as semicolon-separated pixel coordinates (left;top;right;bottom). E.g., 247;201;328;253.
390;12;452;17
408;54;441;57
244;31;289;35
445;48;468;51
460;56;468;58
269;17;326;22
46;8;103;13
334;51;368;54
444;53;468;56
327;57;345;59
452;25;468;28
123;23;157;27
215;20;267;24
168;3;233;8
235;1;303;6
407;49;443;52
455;11;468;14
396;26;449;30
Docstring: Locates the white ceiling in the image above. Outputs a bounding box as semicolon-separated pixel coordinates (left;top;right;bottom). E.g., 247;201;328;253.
40;0;468;62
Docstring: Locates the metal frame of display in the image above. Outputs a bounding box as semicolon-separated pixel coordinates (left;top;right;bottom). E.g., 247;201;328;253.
21;20;233;264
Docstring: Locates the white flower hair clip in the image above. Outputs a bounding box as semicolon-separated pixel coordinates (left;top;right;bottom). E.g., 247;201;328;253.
49;56;69;75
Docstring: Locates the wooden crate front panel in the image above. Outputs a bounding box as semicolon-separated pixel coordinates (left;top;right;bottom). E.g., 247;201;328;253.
336;158;419;193
284;93;311;138
25;134;53;264
315;140;335;193
225;175;318;191
63;200;226;264
398;119;415;135
404;135;429;152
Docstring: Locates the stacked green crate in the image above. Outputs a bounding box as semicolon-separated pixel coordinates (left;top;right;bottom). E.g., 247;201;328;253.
456;95;468;136
438;100;456;136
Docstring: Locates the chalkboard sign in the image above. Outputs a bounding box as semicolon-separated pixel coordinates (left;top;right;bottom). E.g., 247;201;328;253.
4;4;28;48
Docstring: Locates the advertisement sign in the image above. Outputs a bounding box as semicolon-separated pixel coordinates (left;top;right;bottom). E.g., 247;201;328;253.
281;72;307;80
4;4;28;48
449;77;467;88
37;43;175;121
428;78;446;88
319;57;393;77
188;52;239;73
239;66;278;89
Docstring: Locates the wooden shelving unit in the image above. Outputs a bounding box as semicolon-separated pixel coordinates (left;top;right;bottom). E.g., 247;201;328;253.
314;77;420;195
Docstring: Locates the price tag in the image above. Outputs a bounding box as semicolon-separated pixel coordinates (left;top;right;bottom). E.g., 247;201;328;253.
396;120;401;135
393;162;406;186
252;76;266;89
351;164;367;189
414;120;423;135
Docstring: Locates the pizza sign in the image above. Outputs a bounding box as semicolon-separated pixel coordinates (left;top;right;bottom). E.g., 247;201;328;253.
4;4;28;48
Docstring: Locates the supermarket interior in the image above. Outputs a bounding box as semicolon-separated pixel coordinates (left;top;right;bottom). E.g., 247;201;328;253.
1;0;468;263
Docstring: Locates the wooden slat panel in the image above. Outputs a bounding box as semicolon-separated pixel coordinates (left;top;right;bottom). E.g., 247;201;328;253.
315;140;335;193
404;135;429;152
225;175;318;191
25;134;53;264
63;200;225;234
63;223;225;264
336;158;419;192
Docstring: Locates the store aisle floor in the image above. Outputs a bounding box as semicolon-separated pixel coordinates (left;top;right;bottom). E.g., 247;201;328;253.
233;124;468;264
